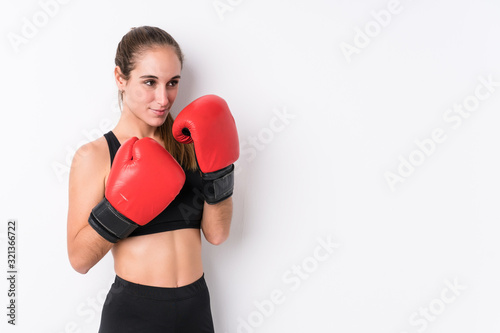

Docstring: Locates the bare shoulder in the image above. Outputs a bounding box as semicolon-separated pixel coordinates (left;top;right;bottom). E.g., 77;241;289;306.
70;136;110;183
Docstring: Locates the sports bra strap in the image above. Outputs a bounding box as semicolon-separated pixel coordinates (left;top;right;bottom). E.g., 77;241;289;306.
103;131;121;166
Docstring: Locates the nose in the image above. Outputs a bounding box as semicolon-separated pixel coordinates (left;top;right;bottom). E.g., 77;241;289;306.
156;86;169;108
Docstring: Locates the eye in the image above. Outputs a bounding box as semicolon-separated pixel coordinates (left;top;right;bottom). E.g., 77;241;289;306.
144;80;156;87
168;80;179;87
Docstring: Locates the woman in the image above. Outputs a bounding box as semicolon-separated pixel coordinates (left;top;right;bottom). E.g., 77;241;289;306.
67;26;236;332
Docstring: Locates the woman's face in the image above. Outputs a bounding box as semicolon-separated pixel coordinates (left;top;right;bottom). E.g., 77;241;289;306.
117;46;182;128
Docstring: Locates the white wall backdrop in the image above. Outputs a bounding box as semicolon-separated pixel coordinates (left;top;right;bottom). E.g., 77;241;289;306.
1;0;499;332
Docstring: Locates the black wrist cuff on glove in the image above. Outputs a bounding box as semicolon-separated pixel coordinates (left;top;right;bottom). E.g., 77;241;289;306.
202;164;235;205
88;198;138;243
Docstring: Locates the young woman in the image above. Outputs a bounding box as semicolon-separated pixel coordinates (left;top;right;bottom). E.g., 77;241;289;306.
67;26;237;332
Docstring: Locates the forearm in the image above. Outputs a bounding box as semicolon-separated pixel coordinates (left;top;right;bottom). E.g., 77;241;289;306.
201;197;233;245
68;224;114;274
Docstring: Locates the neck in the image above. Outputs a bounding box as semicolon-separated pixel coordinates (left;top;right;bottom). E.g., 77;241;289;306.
113;107;159;139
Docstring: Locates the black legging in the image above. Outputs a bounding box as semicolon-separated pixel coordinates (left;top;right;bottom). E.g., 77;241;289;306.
98;274;215;332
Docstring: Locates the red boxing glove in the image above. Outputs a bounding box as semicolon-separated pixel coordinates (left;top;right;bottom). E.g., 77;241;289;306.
88;137;186;242
172;95;239;204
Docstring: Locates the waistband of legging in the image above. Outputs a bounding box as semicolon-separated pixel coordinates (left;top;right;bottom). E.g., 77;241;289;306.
111;274;208;301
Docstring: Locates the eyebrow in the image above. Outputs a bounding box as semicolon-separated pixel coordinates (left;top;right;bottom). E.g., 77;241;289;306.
139;75;181;80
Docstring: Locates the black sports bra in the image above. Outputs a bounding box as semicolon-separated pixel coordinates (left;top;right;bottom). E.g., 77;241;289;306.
103;131;203;236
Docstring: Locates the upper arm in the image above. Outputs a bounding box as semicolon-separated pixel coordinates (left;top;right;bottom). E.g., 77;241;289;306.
67;139;109;254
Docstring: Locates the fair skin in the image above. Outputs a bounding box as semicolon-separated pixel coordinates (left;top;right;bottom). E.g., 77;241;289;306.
67;46;232;287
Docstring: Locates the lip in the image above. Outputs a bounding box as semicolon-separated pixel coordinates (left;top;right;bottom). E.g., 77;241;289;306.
151;108;167;115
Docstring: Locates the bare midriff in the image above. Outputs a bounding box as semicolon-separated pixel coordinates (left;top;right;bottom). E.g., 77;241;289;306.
112;228;204;288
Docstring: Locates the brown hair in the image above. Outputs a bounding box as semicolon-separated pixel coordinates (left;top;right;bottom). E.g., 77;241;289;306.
115;26;197;170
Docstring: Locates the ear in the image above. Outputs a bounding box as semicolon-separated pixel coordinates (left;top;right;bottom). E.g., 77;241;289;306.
114;66;127;91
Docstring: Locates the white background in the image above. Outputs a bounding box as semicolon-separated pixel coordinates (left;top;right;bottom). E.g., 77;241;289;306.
1;0;499;332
